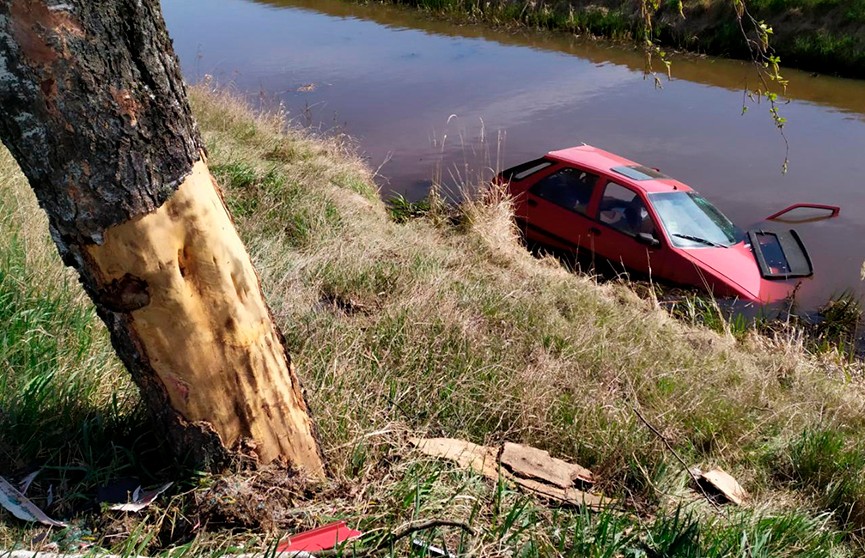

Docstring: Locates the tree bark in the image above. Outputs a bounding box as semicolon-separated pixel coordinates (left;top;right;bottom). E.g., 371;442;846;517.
0;0;324;474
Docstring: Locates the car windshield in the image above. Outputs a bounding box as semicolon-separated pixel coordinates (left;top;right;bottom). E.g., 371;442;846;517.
648;192;744;248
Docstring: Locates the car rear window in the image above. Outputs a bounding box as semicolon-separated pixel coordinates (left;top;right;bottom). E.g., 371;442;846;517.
500;158;553;182
611;165;668;181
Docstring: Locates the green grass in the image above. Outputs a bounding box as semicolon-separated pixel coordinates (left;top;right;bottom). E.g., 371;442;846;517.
0;149;170;550
746;0;865;24
775;427;865;533
378;0;636;38
1;86;864;554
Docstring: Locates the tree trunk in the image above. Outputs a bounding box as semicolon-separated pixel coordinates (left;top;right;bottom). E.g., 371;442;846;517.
0;0;324;474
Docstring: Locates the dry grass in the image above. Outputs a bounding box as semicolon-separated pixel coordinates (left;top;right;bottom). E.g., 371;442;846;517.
0;85;863;554
192;84;865;549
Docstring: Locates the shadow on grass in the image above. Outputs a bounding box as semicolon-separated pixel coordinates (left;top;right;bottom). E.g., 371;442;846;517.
0;230;210;548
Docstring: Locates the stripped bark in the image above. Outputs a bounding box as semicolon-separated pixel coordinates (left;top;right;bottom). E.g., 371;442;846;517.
0;0;324;474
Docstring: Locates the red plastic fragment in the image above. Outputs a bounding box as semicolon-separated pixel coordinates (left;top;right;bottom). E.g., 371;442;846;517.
277;520;362;553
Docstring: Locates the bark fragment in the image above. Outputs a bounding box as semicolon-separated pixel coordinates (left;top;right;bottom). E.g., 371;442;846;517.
411;438;609;509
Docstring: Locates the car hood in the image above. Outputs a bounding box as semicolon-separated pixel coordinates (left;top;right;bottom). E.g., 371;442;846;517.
680;241;767;301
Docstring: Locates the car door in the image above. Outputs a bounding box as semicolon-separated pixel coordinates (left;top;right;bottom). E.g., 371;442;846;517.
524;166;601;253
591;181;663;274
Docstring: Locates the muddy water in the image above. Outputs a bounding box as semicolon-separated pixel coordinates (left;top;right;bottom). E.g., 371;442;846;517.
163;0;865;309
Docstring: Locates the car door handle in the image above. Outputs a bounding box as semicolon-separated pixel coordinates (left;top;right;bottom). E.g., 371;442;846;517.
589;227;601;235
527;199;538;207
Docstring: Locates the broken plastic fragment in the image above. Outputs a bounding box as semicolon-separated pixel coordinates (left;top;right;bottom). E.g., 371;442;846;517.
0;476;67;528
412;537;457;558
108;482;173;512
277;520;363;554
18;470;40;495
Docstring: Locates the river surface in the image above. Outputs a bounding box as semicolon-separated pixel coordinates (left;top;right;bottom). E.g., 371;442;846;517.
163;0;865;309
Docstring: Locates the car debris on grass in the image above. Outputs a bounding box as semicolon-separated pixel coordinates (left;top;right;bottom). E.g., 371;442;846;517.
0;476;66;529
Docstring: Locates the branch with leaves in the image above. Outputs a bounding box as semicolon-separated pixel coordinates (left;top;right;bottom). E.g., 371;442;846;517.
639;0;790;171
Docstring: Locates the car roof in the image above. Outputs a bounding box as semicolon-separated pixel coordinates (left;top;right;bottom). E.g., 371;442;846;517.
547;145;693;194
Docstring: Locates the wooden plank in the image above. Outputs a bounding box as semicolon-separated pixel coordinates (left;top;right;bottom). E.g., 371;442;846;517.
500;442;594;488
411;438;611;510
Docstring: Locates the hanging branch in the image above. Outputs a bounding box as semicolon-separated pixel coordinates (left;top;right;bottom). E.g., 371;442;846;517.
638;0;790;172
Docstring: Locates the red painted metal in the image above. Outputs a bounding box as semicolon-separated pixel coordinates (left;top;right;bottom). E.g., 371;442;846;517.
765;203;840;222
501;145;826;304
277;521;362;553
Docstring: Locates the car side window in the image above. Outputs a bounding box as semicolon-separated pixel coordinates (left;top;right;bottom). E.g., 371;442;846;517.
599;182;656;237
529;167;598;215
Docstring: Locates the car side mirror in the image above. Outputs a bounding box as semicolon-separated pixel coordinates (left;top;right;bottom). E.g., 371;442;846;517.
636;232;660;247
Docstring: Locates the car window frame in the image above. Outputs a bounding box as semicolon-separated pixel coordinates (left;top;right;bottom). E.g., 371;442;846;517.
500;157;555;183
595;180;663;244
526;164;603;217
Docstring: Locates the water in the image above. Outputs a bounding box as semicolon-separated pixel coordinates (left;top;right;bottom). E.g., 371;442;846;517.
163;0;865;309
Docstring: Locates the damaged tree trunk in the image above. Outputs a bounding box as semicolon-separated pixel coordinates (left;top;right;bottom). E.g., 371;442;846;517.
0;0;324;474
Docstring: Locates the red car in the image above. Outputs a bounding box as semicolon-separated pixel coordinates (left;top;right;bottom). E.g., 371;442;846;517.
500;145;837;303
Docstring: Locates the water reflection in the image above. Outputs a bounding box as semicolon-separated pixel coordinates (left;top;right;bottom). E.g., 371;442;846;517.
254;0;865;118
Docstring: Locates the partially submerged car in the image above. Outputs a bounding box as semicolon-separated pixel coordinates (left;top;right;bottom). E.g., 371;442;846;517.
499;145;839;303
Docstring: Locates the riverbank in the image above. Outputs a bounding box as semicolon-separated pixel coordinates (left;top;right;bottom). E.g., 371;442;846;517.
358;0;865;78
1;86;865;555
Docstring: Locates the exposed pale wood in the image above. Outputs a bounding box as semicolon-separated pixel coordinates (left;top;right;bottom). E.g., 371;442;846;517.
500;442;594;488
699;467;748;506
410;438;499;479
506;475;607;510
85;161;323;473
0;0;324;473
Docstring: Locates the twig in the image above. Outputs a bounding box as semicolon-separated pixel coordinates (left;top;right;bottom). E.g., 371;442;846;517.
631;405;724;514
631;404;755;557
378;519;475;546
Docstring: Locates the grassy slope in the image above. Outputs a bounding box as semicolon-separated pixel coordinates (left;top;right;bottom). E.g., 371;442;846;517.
1;87;865;555
361;0;865;78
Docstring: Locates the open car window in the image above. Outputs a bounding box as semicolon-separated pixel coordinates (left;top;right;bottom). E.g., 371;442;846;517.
599;182;656;238
529;167;598;215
